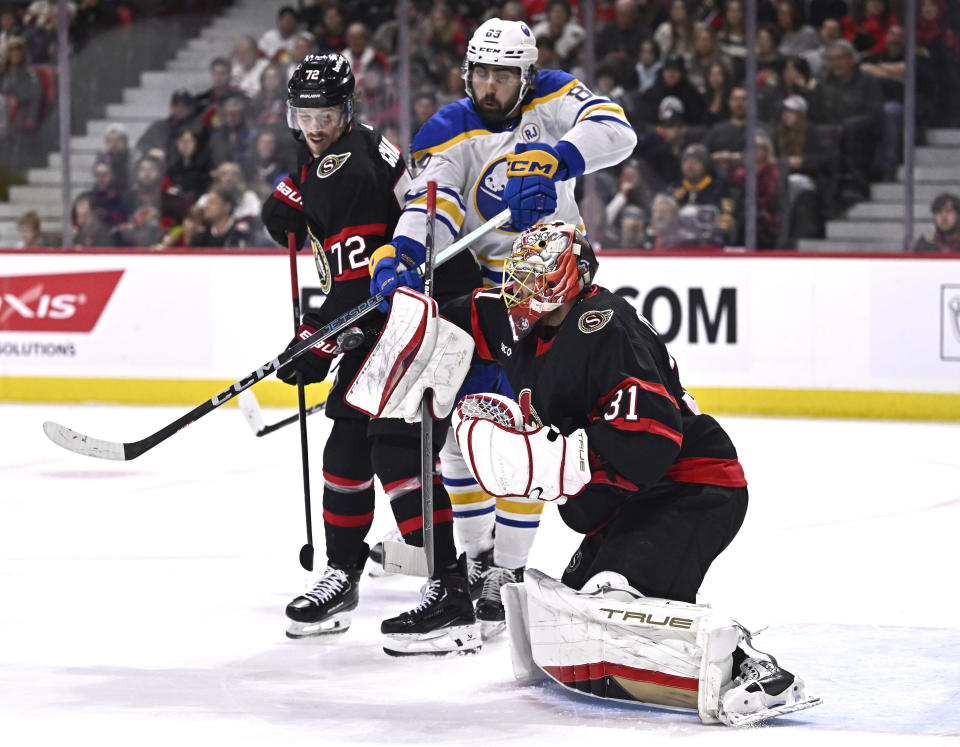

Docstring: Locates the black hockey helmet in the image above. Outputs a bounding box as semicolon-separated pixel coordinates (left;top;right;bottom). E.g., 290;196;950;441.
286;53;356;135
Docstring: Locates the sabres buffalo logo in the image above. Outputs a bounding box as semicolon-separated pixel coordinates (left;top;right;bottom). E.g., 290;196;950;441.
317;152;351;178
474;155;521;233
578;309;613;334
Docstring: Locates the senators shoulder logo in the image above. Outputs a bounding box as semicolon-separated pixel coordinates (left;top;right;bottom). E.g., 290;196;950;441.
578;309;613;334
317;152;351;178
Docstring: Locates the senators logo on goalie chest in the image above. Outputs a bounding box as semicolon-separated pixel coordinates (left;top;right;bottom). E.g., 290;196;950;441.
317;152;351;178
578;309;613;334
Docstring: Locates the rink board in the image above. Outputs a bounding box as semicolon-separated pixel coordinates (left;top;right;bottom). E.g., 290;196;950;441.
1;249;958;419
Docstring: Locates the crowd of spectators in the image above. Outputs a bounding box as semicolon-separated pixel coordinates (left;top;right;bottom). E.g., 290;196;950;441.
5;0;960;251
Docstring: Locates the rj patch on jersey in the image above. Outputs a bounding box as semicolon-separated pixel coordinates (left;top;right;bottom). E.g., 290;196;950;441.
578;309;613;333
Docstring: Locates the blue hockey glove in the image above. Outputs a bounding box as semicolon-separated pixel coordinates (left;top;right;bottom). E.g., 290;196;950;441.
369;235;426;312
503;142;567;230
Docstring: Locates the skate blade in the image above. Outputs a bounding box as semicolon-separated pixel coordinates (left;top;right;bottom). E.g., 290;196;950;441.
382;623;482;656
479;618;506;641
285;612;352;639
720;695;822;728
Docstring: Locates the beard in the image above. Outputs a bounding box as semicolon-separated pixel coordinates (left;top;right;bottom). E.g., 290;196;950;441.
474;91;519;125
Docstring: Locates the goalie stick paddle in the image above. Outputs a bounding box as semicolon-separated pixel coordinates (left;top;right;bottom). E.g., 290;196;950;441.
42;207;512;461
237;389;326;437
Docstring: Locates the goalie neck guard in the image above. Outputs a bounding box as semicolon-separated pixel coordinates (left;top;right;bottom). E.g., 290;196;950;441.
502;222;598;341
286;53;355;138
461;17;538;121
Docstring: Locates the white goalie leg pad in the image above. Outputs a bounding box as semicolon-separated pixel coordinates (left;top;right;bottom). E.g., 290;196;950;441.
502;581;548;685
518;568;738;722
346;287;474;421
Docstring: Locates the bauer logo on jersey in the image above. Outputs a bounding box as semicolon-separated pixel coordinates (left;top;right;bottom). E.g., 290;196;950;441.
475;156;520;233
317;152;351;178
578;309;613;334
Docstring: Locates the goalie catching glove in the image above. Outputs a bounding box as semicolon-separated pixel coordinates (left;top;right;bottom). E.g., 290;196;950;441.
452;393;591;503
345;287;474;421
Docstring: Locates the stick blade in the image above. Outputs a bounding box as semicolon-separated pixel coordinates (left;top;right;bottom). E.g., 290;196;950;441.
237;389;266;436
42;421;127;461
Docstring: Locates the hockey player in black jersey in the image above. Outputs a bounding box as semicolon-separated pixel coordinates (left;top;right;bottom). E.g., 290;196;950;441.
260;53;481;654
351;221;820;723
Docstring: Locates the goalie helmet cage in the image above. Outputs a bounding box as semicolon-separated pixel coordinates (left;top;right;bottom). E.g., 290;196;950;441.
421;181;437;577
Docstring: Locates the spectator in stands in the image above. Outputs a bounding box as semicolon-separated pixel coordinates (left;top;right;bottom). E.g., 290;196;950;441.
190;187;252;248
0;36;41;132
250;62;288;129
807;0;851;29
605;159;648;249
71;0;118;52
286;31;317;80
776;94;829;242
687;25;727;94
914;192;960;253
164;127;212;208
670;143;736;246
500;2;529;23
636;38;662;93
342;21;390;88
155;204;204;251
916;0;960;127
357;62;398;128
654;0;697;64
196;57;242;128
844;0;898;56
259;6;300;62
635;0;668;30
731;133;782;248
776;0;820;57
802;16;843;75
137;89;202;164
412;90;439;135
703;86;756;178
210;95;255;169
22;0;64;63
808;39;883;203
315;5;346;54
0;10;21;59
532;1;585;66
438;65;466;108
71;192;113;247
717;0;747;81
231;36;268;99
635;97;696;194
90;160;129;229
642;54;706;125
642;192;691;248
597;0;651;63
123;154;165;232
16;210;56;248
703;61;733;126
200;161;261;226
411;4;466;86
595;63;642;126
247;128;291;201
756;22;785;77
98;122;131;193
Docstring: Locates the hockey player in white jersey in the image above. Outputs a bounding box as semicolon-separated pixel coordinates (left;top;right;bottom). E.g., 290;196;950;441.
367;17;637;639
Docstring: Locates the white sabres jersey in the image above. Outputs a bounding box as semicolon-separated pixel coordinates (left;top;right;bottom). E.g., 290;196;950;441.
394;69;637;286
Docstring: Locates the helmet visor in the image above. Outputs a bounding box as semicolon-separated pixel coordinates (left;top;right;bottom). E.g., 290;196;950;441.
287;103;346;133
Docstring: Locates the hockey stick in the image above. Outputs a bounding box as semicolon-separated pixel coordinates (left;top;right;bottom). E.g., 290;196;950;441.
421;181;437;578
42;207;511;461
286;231;316;572
237;389;326;437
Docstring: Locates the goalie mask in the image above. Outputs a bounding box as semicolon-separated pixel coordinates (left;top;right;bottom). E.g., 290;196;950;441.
461;18;538;122
502;222;598;341
287;53;355;148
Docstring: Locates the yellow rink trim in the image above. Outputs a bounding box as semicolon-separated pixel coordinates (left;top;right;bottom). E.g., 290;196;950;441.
687;387;960;422
1;379;957;422
0;376;332;409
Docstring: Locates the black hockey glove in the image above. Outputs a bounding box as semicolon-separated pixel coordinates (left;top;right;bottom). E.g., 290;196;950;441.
276;315;339;385
261;188;307;249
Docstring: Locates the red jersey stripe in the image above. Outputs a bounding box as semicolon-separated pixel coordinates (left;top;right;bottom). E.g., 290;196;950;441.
664;457;747;487
471;289;496;361
322;471;374;490
542;661;698;691
609;417;683;445
322;508;375;528
396;508;453;535
322;223;388;250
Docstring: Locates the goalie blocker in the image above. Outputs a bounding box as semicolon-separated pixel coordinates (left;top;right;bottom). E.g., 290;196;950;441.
503;569;821;727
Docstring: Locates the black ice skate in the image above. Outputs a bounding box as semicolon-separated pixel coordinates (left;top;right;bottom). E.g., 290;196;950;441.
285;544;368;639
381;554;481;656
476;564;524;640
717;654;822;727
467;548;493;602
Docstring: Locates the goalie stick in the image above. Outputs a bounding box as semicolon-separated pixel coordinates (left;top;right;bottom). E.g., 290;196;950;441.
421;181;437;577
42;207;511;461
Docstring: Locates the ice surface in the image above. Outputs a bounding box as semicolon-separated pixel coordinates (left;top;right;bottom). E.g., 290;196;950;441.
1;402;958;745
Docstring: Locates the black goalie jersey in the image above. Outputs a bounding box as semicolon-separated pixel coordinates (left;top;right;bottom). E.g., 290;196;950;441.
448;285;747;533
262;123;481;329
